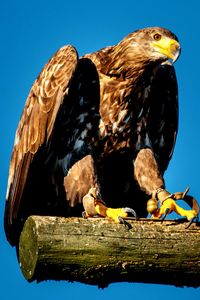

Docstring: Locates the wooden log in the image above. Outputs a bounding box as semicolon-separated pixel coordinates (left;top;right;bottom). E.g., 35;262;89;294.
18;216;200;288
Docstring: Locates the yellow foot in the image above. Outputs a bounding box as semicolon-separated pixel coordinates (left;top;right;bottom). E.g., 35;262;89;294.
82;187;136;229
155;198;197;220
147;187;199;227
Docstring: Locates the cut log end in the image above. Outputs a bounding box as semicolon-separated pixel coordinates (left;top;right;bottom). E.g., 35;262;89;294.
18;216;200;288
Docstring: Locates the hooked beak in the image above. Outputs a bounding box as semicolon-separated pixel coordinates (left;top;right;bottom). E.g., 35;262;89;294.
152;37;181;63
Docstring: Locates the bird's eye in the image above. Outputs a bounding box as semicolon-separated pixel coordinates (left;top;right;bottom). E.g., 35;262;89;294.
153;33;162;41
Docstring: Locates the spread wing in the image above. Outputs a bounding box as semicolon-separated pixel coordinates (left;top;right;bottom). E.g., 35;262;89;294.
4;45;87;244
5;44;100;245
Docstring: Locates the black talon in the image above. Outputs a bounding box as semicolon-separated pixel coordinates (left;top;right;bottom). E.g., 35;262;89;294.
118;216;132;230
82;211;87;218
123;207;137;219
185;216;199;229
161;208;170;223
182;186;190;199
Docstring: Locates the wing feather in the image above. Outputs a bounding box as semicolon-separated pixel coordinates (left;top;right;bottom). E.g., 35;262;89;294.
149;63;178;172
5;45;78;235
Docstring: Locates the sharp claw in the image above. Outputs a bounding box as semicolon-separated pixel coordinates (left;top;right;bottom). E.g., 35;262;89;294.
82;211;87;218
182;186;190;199
123;207;137;218
118;216;132;230
185;216;199;229
161;208;170;222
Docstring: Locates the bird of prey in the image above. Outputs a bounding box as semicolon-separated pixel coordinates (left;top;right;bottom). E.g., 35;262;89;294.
4;27;199;246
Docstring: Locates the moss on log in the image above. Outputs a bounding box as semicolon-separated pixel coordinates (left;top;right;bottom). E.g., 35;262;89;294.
19;216;200;288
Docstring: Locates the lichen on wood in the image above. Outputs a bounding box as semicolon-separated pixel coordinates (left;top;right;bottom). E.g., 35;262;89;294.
18;215;200;288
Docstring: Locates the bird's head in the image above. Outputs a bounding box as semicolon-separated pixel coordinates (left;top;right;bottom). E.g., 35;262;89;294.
149;27;181;63
123;27;181;64
102;27;181;78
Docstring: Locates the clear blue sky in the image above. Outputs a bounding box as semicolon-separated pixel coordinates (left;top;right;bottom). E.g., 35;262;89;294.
1;0;200;299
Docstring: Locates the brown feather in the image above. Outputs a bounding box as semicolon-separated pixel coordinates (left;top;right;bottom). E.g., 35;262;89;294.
5;27;179;246
5;45;78;244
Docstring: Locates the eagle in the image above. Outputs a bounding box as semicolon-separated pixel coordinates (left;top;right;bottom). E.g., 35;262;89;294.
4;27;198;246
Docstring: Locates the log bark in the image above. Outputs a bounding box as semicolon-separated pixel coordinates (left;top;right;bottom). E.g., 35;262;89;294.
18;216;200;288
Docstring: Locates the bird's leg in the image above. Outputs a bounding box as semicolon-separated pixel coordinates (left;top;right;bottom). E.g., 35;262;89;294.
82;187;136;228
148;187;199;225
134;149;199;224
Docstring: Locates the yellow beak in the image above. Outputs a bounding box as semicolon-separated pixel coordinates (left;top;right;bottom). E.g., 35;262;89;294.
152;37;181;63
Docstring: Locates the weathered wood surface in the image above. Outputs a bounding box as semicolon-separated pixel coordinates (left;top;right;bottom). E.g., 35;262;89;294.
19;215;200;288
